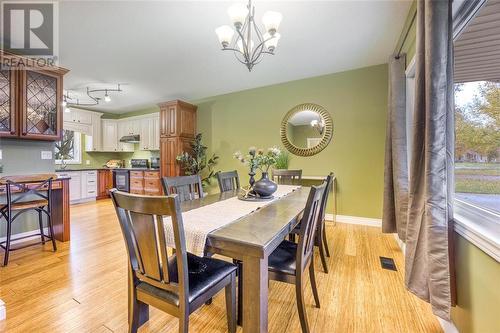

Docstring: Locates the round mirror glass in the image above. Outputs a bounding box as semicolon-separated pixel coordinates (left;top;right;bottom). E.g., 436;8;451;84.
280;103;333;157
286;110;325;149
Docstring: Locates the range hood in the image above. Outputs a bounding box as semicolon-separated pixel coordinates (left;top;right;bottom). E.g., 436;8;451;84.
119;135;140;143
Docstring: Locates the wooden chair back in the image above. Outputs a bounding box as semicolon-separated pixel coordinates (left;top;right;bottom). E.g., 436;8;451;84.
217;170;240;193
0;174;57;209
297;182;326;271
110;189;189;305
272;169;302;185
316;172;334;240
162;175;204;202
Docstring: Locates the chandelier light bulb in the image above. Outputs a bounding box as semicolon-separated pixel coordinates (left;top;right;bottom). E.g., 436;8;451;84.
104;93;111;103
264;32;280;52
62;100;67;107
215;25;235;48
262;11;282;35
227;3;248;29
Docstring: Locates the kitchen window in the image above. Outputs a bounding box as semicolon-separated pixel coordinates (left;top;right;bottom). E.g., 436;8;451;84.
55;129;82;165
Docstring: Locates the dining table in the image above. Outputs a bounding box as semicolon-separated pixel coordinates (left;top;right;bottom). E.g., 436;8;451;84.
134;185;312;333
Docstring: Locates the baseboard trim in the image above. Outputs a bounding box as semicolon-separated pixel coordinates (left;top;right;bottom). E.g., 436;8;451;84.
325;214;382;227
0;299;5;321
437;317;459;333
0;227;49;244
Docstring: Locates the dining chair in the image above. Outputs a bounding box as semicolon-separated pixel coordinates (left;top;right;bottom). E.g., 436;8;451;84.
217;170;240;193
267;182;326;333
110;189;237;333
162;175;204;202
0;174;58;266
290;172;334;273
272;169;303;185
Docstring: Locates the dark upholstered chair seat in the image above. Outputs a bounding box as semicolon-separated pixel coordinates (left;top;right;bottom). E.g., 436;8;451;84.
268;240;298;276
137;253;236;306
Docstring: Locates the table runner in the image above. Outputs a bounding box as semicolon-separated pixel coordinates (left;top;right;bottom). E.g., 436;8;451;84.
164;185;300;256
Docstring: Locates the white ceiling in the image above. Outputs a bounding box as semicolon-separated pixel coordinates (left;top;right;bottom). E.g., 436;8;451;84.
59;0;412;113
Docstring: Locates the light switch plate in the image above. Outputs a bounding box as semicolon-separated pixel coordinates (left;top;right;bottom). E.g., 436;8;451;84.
0;149;2;159
41;151;53;160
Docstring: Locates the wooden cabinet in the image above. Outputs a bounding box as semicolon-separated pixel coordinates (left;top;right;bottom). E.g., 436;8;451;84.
158;100;197;177
0;53;68;141
129;170;161;196
97;169;113;199
0;69;17;137
20;69;65;140
158;100;196;138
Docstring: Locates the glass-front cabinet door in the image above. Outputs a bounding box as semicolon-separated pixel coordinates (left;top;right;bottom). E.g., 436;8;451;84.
0;68;17;137
21;69;62;140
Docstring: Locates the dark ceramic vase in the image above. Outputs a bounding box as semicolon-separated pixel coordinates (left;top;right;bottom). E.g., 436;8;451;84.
253;172;278;198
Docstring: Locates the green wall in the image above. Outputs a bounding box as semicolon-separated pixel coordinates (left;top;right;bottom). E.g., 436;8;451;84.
195;64;389;219
451;235;500;333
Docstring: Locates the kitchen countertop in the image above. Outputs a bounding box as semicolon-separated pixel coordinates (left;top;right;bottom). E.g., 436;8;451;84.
55;168;160;172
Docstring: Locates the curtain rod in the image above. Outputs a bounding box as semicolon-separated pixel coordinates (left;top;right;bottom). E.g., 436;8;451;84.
395;10;417;59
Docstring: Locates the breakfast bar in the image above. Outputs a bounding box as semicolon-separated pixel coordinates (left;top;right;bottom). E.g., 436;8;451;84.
0;176;71;242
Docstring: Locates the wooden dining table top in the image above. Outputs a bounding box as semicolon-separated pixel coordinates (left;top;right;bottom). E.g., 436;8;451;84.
179;186;311;258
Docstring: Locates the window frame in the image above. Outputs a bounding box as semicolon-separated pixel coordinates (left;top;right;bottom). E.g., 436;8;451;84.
55;130;82;165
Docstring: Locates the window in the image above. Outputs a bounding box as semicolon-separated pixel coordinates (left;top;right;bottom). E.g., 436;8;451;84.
55;130;82;164
452;0;500;261
454;82;500;214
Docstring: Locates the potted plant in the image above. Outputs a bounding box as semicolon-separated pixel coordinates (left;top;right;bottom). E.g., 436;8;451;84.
176;133;219;189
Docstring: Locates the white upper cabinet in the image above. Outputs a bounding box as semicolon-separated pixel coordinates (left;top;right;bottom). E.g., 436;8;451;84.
101;119;118;152
117;120;134;152
85;112;103;152
64;108;92;125
139;114;160;151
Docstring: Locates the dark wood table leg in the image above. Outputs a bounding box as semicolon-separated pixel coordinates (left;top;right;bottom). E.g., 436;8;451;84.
242;255;268;333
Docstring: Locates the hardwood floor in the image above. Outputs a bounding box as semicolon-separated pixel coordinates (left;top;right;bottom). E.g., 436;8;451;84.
0;199;442;333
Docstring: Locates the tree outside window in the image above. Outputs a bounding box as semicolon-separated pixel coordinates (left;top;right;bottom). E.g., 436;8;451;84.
55;130;82;165
454;81;500;213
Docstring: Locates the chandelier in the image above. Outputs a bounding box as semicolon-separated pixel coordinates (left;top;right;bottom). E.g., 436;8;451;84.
215;0;282;71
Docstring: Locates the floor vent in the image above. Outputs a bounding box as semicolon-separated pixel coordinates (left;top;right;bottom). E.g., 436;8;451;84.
380;257;397;271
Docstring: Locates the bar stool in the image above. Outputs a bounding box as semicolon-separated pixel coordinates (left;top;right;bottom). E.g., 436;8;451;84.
0;174;58;266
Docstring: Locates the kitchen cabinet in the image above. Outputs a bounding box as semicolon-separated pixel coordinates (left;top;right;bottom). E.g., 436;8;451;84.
158;100;196;138
121;119;140;136
97;169;113;199
84;112;104;152
80;170;97;198
0;69;16;137
57;170;100;203
158;100;197;177
64;108;92;125
117;121;134;152
0;53;68;140
128;170;161;196
139;115;160;151
101;119;118;152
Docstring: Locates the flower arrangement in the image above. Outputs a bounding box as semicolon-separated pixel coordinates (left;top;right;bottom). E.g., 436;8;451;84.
234;146;281;173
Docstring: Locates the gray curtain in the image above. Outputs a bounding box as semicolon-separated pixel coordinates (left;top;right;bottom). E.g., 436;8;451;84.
407;0;454;320
383;0;455;320
382;55;408;241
